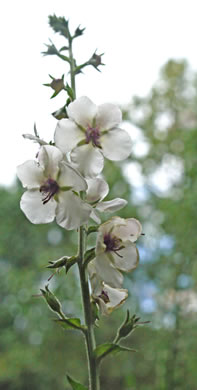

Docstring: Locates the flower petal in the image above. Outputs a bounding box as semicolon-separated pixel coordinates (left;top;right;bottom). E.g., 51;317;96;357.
58;162;87;191
56;191;91;230
17;160;45;189
111;242;139;272
67;96;97;128
96;198;127;213
93;254;123;288
86;178;109;203
101;283;128;315
20;190;56;224
113;218;142;242
38;145;63;179
70;144;104;178
90;209;101;224
54;119;84;153
101;128;132;161
96;103;122;130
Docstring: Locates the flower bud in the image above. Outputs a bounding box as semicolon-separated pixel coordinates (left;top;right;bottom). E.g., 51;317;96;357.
40;285;63;315
88;52;105;71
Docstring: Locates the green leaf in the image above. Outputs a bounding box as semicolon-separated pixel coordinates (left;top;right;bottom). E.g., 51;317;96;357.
65;83;75;101
66;375;88;390
49;14;70;39
56;318;86;331
94;343;136;361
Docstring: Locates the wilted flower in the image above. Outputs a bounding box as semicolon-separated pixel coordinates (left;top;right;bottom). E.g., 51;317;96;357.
17;145;91;230
86;178;127;223
54;96;132;177
89;216;142;288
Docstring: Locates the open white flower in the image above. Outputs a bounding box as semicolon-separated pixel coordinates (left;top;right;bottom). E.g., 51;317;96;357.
90;216;142;288
89;270;128;315
54;96;132;177
17;145;91;230
86;178;127;223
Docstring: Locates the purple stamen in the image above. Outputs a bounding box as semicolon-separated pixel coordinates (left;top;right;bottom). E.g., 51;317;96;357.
103;233;123;258
99;289;110;303
85;125;101;147
40;178;59;204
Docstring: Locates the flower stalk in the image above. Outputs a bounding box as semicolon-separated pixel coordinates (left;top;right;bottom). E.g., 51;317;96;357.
69;37;100;389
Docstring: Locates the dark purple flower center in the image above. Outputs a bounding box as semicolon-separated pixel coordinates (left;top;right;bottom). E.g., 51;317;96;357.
103;233;123;258
85;125;101;147
40;178;59;204
99;289;110;303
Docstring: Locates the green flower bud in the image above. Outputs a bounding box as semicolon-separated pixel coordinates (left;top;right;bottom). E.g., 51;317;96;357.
40;285;63;315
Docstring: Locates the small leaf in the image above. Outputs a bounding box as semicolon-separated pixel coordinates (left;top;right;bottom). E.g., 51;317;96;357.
67;375;88;390
49;14;70;39
56;318;86;331
94;343;136;361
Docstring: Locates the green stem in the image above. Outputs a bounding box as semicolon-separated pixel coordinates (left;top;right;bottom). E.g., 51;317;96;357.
68;37;76;99
68;37;100;390
78;229;100;390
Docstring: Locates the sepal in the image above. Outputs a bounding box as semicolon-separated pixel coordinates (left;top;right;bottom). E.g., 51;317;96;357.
84;247;95;267
66;374;88;390
86;225;99;235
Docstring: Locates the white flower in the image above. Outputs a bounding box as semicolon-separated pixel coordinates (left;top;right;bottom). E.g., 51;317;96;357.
54;96;132;177
90;216;142;288
89;270;128;315
86;178;127;223
17;145;91;230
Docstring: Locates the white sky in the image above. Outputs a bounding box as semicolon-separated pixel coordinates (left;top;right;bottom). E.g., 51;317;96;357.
1;0;197;186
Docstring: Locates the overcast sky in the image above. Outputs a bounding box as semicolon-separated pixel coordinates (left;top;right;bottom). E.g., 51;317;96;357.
1;0;197;186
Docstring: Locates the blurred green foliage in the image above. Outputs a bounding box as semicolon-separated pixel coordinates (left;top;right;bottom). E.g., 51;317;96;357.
1;59;197;389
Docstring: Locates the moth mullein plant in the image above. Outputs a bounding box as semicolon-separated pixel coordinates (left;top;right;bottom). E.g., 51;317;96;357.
17;15;146;390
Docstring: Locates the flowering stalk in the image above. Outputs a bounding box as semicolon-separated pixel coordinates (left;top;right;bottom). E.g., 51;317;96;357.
17;15;146;390
67;34;100;390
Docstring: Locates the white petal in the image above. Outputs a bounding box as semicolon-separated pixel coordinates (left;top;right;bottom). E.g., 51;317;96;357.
96;103;122;130
70;144;104;178
67;96;97;128
38;145;63;179
111;242;139;272
102;283;128;314
17;160;45;189
54;119;84;153
96;198;127;213
93;254;123;288
90;209;101;224
58;162;87;191
56;191;91;230
20;190;56;224
101;128;132;161
86;178;109;203
114;218;142;242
